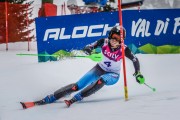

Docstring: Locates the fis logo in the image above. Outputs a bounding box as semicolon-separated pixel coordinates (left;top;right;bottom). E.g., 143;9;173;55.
43;23;119;41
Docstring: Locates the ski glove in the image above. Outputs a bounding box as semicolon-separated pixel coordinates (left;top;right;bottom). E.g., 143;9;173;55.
83;46;102;55
133;71;145;84
83;46;93;55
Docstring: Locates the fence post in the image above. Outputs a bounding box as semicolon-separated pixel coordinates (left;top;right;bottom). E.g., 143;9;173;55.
5;1;8;51
26;4;30;51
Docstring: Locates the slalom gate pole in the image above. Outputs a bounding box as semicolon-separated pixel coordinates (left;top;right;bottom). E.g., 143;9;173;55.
118;0;128;101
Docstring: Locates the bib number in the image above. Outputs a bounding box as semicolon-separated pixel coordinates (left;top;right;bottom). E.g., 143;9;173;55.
104;61;111;67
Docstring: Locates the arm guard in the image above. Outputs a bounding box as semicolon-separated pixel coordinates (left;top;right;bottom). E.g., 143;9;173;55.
125;47;140;73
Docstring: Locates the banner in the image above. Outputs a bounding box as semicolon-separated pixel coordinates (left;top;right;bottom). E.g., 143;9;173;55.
35;9;180;61
36;11;119;54
123;9;180;54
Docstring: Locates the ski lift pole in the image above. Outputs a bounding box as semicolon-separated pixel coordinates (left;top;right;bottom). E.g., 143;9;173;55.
118;0;128;101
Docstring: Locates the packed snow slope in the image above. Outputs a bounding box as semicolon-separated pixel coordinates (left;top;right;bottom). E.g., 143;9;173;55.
0;49;180;120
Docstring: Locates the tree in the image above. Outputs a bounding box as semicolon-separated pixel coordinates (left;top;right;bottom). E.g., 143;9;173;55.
0;0;34;43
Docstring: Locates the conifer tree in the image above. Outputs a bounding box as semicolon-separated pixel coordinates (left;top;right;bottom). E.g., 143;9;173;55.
0;0;34;43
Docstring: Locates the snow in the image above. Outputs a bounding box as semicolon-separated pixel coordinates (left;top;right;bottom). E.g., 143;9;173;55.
0;42;180;120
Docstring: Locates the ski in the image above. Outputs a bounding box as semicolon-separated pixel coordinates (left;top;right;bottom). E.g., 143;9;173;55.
20;100;72;109
20;99;47;109
20;101;71;109
20;102;36;109
64;100;72;107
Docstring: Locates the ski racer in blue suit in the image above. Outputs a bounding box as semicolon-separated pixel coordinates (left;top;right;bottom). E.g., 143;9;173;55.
33;26;145;107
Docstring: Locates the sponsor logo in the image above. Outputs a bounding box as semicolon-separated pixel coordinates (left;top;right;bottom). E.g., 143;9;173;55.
104;49;119;60
43;23;119;41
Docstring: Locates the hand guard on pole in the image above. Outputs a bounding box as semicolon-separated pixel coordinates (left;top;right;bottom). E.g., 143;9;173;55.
133;71;145;84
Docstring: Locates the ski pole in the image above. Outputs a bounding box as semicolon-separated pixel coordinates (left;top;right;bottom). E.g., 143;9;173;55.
16;53;58;57
144;83;156;92
71;53;102;62
16;53;103;62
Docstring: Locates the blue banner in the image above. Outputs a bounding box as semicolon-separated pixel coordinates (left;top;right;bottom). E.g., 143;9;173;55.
123;9;180;47
35;11;119;54
35;9;180;57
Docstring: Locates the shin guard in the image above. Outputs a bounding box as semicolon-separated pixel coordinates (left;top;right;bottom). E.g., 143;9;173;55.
81;79;105;98
54;83;78;99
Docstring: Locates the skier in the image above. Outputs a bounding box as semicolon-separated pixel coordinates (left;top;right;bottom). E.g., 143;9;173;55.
21;25;145;108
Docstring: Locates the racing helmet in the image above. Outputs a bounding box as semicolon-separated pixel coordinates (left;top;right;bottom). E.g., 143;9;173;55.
108;26;126;40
